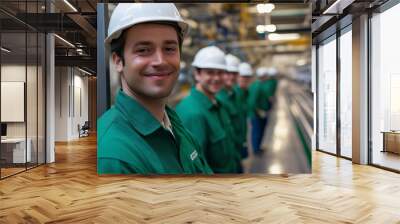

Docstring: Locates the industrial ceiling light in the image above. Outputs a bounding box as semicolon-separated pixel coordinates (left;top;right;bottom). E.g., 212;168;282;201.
264;24;277;32
264;3;275;12
54;34;75;48
1;47;11;53
257;3;275;14
296;59;307;66
63;0;78;12
256;4;265;13
256;25;266;34
268;33;300;41
256;24;276;34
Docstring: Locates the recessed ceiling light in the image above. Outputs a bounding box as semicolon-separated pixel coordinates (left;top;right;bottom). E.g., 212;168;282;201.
54;34;75;48
63;0;78;12
1;47;11;53
78;67;92;76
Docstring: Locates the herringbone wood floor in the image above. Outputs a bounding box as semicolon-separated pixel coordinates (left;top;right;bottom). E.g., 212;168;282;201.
1;135;399;223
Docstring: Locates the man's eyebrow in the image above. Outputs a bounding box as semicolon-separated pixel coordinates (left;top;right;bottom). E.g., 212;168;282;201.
164;40;178;45
133;40;178;47
133;41;152;47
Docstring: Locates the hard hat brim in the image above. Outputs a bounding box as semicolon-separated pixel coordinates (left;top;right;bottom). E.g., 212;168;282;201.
104;17;189;45
226;66;239;73
191;62;227;71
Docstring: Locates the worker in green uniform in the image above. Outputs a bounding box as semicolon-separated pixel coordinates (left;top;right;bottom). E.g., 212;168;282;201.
216;54;243;171
248;67;274;154
266;67;279;104
258;67;279;113
234;62;255;158
98;3;213;175
176;46;240;173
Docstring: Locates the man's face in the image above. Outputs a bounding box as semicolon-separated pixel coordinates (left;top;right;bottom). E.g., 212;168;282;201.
259;75;269;82
113;23;180;100
194;68;224;96
222;71;238;90
238;76;253;89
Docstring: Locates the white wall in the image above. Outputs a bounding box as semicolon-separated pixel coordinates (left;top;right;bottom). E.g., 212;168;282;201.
55;66;69;141
72;72;89;138
1;65;41;138
55;67;89;141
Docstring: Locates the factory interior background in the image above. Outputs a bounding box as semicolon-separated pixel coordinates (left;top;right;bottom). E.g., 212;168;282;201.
0;0;399;223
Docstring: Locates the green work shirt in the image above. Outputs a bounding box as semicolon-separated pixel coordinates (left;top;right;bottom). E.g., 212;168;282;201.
216;89;242;150
176;88;240;173
233;85;250;149
248;80;272;118
270;78;278;96
98;89;213;175
263;79;277;98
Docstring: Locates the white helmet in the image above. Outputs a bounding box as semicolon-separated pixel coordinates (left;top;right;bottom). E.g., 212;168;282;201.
268;67;278;76
239;62;253;77
192;46;226;70
105;3;189;45
256;67;268;77
225;54;241;73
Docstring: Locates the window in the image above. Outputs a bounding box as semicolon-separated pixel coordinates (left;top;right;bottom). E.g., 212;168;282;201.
371;2;400;171
0;1;47;179
339;28;352;158
317;36;337;154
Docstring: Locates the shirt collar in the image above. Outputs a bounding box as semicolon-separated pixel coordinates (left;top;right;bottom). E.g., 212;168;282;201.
115;89;164;136
190;87;217;110
161;110;175;138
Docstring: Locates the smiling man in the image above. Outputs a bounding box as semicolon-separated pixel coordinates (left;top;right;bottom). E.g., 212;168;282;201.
98;3;212;175
175;46;240;173
216;54;243;171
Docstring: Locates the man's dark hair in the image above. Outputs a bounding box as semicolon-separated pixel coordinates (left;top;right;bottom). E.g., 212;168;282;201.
110;21;183;66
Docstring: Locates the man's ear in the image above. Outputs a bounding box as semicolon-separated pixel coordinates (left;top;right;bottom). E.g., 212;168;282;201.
112;52;123;73
193;69;201;82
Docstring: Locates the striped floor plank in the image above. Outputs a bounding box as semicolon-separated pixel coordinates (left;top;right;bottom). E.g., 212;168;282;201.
0;135;399;223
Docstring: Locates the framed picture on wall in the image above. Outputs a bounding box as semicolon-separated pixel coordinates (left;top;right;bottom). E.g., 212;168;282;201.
1;81;25;122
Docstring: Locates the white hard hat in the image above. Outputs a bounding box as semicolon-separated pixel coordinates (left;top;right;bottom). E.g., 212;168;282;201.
239;62;253;77
268;67;278;76
105;3;189;45
256;67;268;77
225;54;241;73
192;46;226;70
